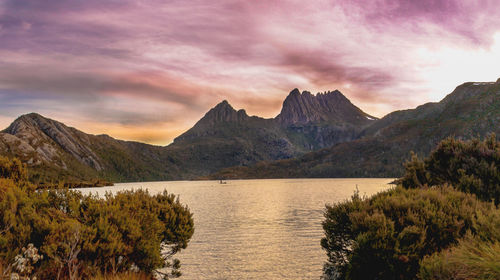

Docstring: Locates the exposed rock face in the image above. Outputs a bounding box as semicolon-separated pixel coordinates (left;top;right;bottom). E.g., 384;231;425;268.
4;113;103;170
1;88;379;182
3;79;499;182
0;133;39;163
210;80;500;179
175;89;377;152
276;89;377;126
203;100;249;124
171;100;299;173
175;100;251;141
1;113;180;182
275;89;377;149
175;101;242;136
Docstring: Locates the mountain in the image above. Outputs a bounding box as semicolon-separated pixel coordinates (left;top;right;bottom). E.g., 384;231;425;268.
166;89;375;176
0;113;179;183
208;79;500;179
166;101;297;176
0;88;374;182
4;78;497;183
276;89;377;149
277;89;375;125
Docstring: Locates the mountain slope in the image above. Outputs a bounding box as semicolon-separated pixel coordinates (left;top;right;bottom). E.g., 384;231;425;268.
166;100;297;177
166;89;376;176
276;89;377;150
277;89;376;126
0;88;374;182
0;113;180;183
5;78;496;183
209;79;500;179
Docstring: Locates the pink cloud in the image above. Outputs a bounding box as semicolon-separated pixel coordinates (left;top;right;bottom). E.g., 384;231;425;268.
1;0;499;143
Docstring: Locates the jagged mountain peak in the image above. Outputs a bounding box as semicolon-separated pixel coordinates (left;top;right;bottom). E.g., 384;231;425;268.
289;88;301;96
277;88;376;126
285;88;345;98
173;100;251;142
204;100;248;123
5;112;58;136
214;99;232;109
209;100;250;117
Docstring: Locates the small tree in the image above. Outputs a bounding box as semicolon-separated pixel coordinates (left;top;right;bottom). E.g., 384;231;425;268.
42;219;82;280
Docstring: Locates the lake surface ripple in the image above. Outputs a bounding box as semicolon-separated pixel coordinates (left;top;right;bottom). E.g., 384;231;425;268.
78;178;392;279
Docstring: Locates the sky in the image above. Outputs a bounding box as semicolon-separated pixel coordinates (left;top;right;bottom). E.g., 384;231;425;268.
0;0;499;145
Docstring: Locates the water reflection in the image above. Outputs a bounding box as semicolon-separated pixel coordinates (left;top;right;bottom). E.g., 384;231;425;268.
77;178;392;279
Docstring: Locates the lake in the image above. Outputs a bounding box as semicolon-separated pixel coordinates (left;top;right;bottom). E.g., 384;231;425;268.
77;178;393;279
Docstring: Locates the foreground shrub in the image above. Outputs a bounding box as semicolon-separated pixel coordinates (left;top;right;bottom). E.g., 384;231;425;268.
0;156;27;183
0;157;194;279
321;186;499;280
399;135;500;204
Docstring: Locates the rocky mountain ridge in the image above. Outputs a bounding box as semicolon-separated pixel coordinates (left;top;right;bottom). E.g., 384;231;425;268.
4;113;104;170
176;88;376;150
209;78;500;179
2;78;499;182
276;88;376;125
1;87;373;182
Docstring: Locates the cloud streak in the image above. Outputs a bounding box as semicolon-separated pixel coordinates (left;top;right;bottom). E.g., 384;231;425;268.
1;0;499;144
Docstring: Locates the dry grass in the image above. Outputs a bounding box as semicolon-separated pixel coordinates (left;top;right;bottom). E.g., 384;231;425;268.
419;236;500;280
0;260;10;279
0;260;151;280
91;272;152;280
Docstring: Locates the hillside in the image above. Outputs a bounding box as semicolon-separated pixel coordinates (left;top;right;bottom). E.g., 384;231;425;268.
0;113;179;183
167;90;376;176
209;79;500;179
0;88;374;182
2;79;498;183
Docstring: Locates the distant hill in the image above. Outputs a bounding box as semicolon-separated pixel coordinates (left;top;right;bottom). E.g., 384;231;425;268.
208;79;500;179
0;88;375;182
0;113;179;183
2;79;498;183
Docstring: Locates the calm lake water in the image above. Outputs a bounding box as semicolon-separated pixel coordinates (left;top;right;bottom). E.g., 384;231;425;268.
77;178;393;279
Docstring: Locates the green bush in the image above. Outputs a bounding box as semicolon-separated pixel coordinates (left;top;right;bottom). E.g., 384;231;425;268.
399;135;500;204
0;157;194;279
321;186;499;280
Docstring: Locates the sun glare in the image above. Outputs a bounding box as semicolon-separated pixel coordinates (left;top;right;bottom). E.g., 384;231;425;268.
417;32;500;101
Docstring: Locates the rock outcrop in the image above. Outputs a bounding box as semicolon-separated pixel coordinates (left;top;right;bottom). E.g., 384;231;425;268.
10;79;496;182
209;79;500;179
0;87;380;182
274;89;377;149
174;100;252;141
4;113;103;170
276;89;377;126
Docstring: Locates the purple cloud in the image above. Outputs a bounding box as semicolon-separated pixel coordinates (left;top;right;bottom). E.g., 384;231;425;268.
0;0;499;144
